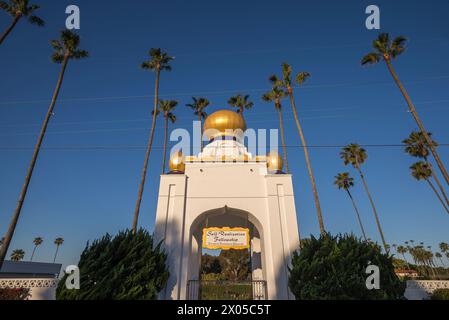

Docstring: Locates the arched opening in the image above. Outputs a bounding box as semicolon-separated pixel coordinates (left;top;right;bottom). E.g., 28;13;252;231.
186;206;266;300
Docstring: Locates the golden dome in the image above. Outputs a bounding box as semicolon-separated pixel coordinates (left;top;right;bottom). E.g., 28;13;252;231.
203;110;247;140
266;151;283;172
169;150;185;173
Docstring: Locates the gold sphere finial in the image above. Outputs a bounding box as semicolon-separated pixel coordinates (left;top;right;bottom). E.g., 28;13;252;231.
203;110;247;140
266;151;283;173
169;150;185;173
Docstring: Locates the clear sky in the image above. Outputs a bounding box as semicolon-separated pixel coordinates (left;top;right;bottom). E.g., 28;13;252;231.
1;0;449;268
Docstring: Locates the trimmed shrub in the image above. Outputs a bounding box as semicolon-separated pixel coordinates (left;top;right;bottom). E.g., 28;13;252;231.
57;229;168;300
431;289;449;300
289;233;405;299
0;288;30;300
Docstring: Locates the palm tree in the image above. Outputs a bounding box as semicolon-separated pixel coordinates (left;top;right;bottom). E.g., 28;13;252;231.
0;0;44;46
333;172;367;240
30;236;43;261
410;161;449;214
435;252;445;267
159;99;178;173
0;30;88;269
10;249;25;261
439;242;449;254
227;94;254;114
396;245;410;269
340;143;388;253
186;97;209;150
132;48;173;234
362;33;449;186
271;63;324;234
53;237;63;263
262;85;289;173
403;131;449;207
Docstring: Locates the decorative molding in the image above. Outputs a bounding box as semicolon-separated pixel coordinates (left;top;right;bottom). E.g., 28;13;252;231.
0;278;58;289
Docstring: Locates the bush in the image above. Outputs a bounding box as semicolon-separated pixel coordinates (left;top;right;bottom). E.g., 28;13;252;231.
431;289;449;300
289;233;405;299
0;288;30;300
57;229;168;300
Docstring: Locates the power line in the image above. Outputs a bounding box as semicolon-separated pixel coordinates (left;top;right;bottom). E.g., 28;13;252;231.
0;99;448;131
1;143;448;151
1;75;448;107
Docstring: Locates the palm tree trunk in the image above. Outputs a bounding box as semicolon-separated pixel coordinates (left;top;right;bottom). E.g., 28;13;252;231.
426;179;449;214
0;55;70;269
288;92;325;234
401;253;411;269
425;158;449;206
30;245;37;262
346;190;367;241
132;68;160;234
162;115;168;174
385;60;449;186
0;16;20;46
198;114;204;152
53;245;60;263
277;108;289;173
357;168;389;253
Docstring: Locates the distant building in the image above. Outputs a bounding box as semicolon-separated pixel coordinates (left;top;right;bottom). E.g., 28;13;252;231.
395;269;419;278
0;261;61;300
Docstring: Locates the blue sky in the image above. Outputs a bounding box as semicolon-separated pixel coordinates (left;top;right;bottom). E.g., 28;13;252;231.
1;0;449;268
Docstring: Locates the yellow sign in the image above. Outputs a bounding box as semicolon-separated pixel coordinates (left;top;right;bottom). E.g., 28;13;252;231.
202;227;250;250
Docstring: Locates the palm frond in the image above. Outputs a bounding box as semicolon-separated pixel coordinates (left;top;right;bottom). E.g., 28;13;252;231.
28;15;44;26
0;1;10;11
51;52;64;63
72;49;89;59
361;52;380;65
295;72;311;85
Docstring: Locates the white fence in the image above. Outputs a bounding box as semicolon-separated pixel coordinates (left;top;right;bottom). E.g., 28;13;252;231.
404;280;449;300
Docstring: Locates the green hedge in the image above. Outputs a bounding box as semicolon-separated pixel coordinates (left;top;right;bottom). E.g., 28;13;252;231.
431;289;449;300
57;229;168;300
289;233;405;300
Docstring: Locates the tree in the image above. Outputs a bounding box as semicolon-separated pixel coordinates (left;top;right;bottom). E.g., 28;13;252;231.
271;63;324;234
53;237;64;263
435;252;445;267
289;233;405;299
132;48;173;234
334;172;367;240
158;99;178;173
262;85;289;173
10;249;25;261
57;229;168;300
30;236;43;261
362;33;449;186
340;143;389;253
218;249;250;281
410;162;449;214
439;242;449;254
227;94;254;114
0;30;88;270
396;245;411;269
201;254;222;275
186;97;209;150
0;0;44;46
403;131;449;207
